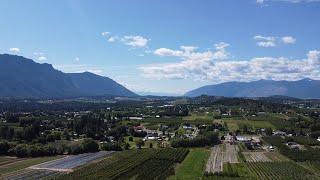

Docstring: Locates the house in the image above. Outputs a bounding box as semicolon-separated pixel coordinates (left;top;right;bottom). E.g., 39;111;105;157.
182;125;193;130
267;145;275;151
273;130;286;136
129;117;143;120
133;125;145;132
236;136;250;142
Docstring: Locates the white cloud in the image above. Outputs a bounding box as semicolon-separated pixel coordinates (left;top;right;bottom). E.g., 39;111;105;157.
254;35;277;47
9;48;20;54
254;35;296;47
154;48;184;57
257;41;277;47
101;32;149;48
213;42;230;60
33;52;47;61
33;52;44;56
180;46;198;52
153;43;229;61
254;35;276;42
257;0;265;4
38;56;47;61
140;50;320;83
121;35;149;48
282;36;296;44
74;57;80;62
153;45;215;64
108;36;117;42
307;50;320;64
101;32;110;37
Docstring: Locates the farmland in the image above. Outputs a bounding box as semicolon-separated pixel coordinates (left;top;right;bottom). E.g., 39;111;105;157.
1;151;113;179
30;151;114;171
59;148;189;180
0;156;62;175
262;136;320;161
242;152;271;162
2;169;64;180
216;119;275;132
0;95;320;179
206;144;239;174
169;148;210;180
246;162;318;180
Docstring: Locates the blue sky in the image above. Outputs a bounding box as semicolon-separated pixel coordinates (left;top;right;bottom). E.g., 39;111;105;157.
1;0;320;95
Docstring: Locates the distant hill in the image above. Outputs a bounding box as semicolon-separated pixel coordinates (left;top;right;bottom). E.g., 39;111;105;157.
185;79;320;99
137;91;182;97
69;72;136;97
0;54;136;98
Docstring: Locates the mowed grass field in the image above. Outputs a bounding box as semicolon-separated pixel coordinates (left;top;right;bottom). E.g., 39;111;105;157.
169;148;210;180
214;119;275;132
0;156;62;175
183;113;214;121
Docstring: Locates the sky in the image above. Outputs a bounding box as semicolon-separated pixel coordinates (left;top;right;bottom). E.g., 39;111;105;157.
0;0;320;95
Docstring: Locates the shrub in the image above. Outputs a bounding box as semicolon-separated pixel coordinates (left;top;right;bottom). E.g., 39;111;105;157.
82;139;99;153
101;142;122;151
0;141;10;155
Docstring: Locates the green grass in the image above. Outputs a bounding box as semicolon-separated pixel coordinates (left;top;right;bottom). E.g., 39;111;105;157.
183;113;213;121
216;119;275;132
169;148;210;180
202;163;255;180
0;156;62;175
0;156;13;163
124;136;159;149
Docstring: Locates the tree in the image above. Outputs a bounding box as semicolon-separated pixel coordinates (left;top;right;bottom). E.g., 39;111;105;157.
101;142;122;151
265;127;273;136
14;144;28;157
129;136;133;141
149;143;153;148
0;141;9;155
135;139;144;149
124;143;130;150
82;139;99;152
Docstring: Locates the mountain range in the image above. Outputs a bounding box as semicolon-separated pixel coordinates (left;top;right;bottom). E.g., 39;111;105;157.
185;79;320;99
1;54;320;99
0;54;136;98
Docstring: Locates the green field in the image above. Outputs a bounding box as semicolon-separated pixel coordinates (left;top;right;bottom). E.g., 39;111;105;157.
215;119;275;132
169;148;210;180
183;113;214;121
0;156;14;163
246;162;318;180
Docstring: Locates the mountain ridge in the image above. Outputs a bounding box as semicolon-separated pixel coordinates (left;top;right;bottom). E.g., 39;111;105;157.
0;54;136;98
185;79;320;99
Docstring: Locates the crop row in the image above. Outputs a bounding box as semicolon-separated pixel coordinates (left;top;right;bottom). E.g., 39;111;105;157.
155;148;189;163
246;162;317;180
58;148;189;180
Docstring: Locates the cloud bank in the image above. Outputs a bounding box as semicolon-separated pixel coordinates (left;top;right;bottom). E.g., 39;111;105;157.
140;45;320;83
